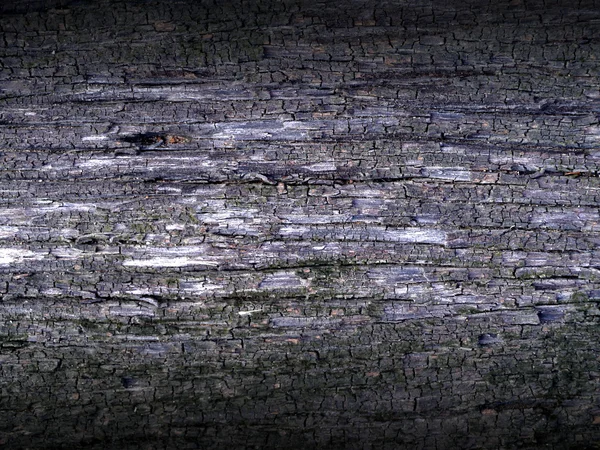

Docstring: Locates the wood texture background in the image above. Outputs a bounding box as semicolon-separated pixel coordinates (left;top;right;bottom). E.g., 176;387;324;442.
0;0;599;448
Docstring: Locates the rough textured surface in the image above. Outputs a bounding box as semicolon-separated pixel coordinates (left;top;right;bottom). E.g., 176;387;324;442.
1;0;600;448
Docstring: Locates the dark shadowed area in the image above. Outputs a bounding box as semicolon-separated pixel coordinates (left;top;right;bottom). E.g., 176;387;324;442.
0;0;599;448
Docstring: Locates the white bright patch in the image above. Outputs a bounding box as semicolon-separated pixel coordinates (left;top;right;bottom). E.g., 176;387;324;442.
238;309;263;316
302;162;337;172
166;224;187;231
41;288;64;296
82;135;108;142
78;158;117;168
383;228;448;245
180;282;222;292
123;257;219;267
0;248;43;265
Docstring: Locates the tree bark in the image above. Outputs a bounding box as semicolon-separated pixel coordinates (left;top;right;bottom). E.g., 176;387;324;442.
1;0;599;448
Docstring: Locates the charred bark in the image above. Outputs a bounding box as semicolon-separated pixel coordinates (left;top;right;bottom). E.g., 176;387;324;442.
0;0;599;448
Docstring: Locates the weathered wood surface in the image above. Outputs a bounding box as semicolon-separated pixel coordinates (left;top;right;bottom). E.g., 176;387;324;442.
1;0;599;448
